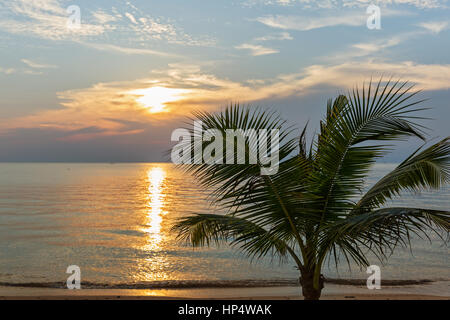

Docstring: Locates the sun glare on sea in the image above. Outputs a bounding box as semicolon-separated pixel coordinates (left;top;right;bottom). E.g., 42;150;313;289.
130;86;188;113
143;167;167;250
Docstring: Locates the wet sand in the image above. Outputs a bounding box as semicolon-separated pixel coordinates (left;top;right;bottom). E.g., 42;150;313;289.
1;283;448;300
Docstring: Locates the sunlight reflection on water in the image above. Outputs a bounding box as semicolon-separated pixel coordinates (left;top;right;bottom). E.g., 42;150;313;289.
142;167;166;251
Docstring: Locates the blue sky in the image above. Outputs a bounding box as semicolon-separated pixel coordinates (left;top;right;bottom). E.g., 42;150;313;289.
0;0;449;161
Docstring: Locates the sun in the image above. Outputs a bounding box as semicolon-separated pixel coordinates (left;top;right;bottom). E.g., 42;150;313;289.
130;86;188;113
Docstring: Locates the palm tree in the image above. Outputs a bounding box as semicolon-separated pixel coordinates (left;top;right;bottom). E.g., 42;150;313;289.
172;79;450;300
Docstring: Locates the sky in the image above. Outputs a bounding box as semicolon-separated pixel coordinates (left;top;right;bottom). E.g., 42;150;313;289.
0;0;449;162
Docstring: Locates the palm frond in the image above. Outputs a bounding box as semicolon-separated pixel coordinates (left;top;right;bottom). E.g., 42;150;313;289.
171;213;302;265
180;104;297;197
310;78;428;216
318;207;450;269
355;137;450;211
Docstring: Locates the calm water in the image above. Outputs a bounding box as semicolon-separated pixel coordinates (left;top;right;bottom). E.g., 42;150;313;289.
0;163;448;288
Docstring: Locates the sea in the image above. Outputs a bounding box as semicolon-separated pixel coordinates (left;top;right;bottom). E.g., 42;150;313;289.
0;163;448;295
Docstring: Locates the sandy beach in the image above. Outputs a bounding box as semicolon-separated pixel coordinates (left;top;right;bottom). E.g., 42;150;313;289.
1;282;448;300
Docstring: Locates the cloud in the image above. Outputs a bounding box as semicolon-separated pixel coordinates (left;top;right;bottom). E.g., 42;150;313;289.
255;8;411;31
91;10;119;24
277;0;292;4
21;59;58;69
78;42;180;57
0;0;210;58
244;0;448;9
125;12;138;24
277;60;450;93
235;43;279;55
122;12;215;46
0;0;105;40
0;81;157;137
418;21;449;33
3;60;450;139
0;0;215;47
343;0;447;9
237;32;291;56
106;3;215;46
329;22;447;62
0;67;16;74
23;70;43;75
254;32;293;41
331;32;415;60
255;13;367;31
1;59;56;76
0;67;16;75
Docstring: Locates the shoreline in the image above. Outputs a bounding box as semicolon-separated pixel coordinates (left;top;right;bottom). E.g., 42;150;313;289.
0;278;438;290
1;281;448;300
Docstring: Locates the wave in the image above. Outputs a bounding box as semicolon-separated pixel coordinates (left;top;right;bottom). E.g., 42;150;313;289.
0;278;436;289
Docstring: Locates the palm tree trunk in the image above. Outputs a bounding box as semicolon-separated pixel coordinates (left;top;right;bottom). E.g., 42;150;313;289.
299;272;324;300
